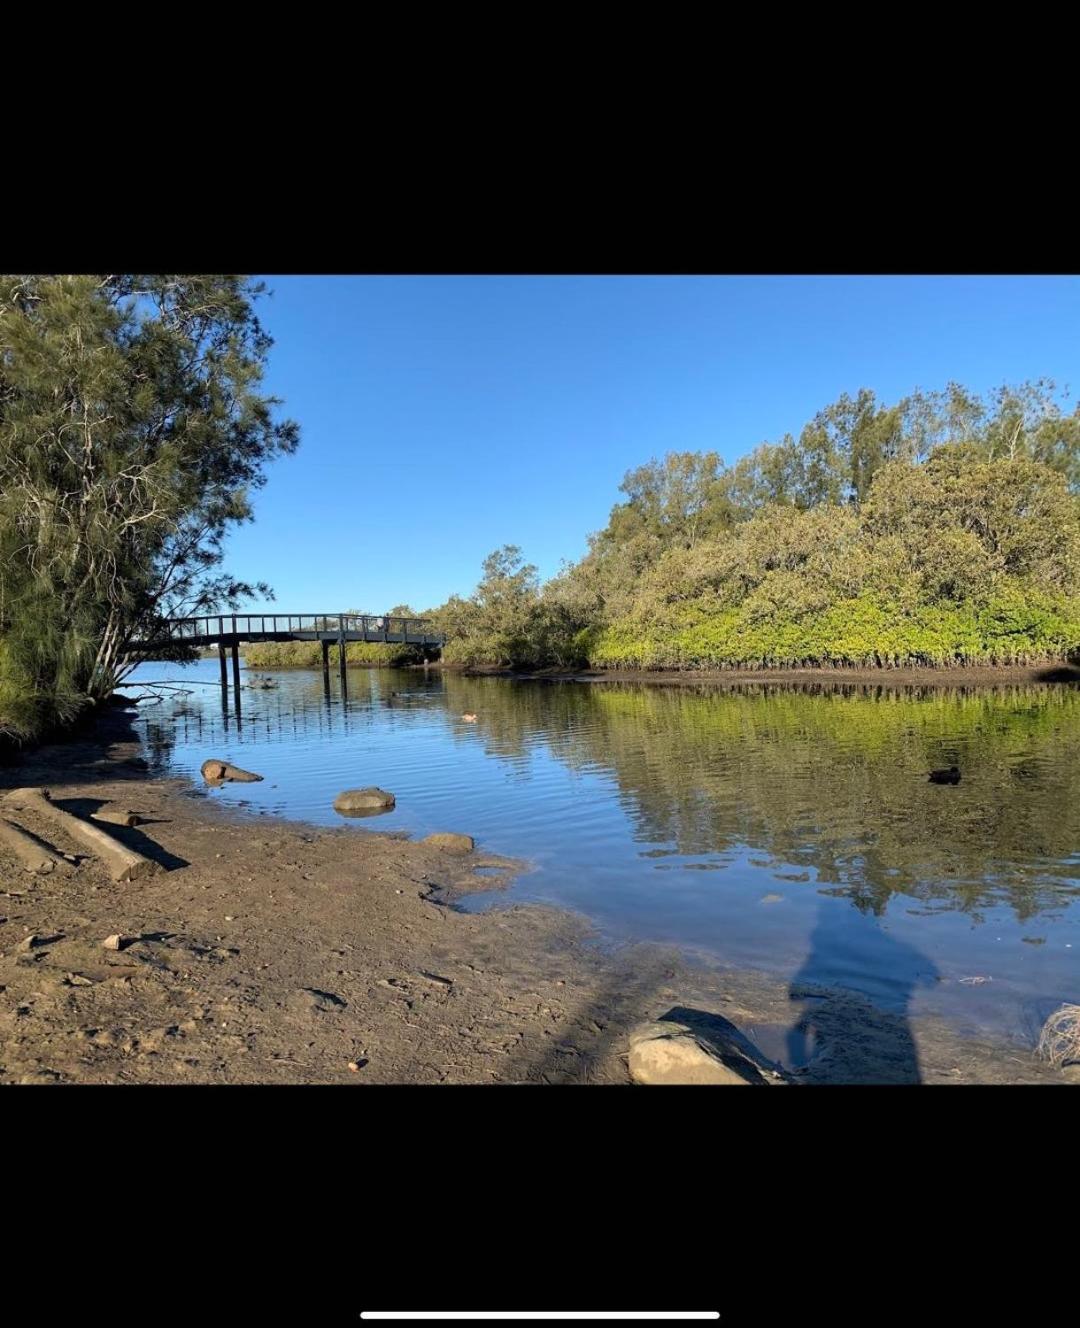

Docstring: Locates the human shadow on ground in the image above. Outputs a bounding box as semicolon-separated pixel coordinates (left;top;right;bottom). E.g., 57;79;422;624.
786;900;941;1084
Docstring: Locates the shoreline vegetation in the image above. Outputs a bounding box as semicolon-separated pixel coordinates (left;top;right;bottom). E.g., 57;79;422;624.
420;382;1080;677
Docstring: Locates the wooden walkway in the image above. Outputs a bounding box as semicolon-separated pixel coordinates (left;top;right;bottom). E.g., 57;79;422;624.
130;613;445;709
133;613;444;651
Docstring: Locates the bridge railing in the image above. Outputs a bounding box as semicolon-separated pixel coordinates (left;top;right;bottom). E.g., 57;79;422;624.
140;614;443;645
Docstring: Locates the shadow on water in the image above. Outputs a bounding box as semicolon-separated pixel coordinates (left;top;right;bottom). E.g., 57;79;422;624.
785;899;940;1084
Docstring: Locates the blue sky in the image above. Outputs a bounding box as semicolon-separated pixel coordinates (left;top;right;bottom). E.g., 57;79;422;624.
227;276;1080;613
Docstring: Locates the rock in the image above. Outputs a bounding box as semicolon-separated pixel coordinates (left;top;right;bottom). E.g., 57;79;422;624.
19;1070;61;1084
333;787;396;815
422;832;474;854
102;934;126;951
91;808;141;827
201;759;263;783
16;933;38;953
627;1022;756;1086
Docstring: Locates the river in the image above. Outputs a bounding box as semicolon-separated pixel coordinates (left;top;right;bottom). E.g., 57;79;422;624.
124;657;1080;1046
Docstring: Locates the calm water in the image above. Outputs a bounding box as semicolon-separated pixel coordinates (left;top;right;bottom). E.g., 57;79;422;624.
126;658;1080;1043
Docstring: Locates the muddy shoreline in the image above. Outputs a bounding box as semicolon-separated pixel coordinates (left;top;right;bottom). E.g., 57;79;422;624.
453;662;1080;688
0;707;1071;1085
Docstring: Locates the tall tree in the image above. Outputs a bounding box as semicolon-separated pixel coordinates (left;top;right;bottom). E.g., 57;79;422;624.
0;274;298;716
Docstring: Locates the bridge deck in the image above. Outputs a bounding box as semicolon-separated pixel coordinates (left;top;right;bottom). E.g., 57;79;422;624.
132;613;445;651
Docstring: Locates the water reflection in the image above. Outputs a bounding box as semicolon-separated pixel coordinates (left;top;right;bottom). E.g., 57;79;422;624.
126;659;1080;1038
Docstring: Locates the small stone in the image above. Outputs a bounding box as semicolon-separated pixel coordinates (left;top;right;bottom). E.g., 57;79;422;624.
16;934;38;953
65;973;95;987
91;808;141;827
347;1060;368;1072
102;934;125;951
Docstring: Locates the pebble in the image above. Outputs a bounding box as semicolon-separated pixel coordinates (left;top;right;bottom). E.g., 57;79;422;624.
16;934;38;953
102;934;125;951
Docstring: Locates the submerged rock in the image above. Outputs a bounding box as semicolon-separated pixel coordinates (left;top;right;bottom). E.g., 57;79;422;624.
627;1022;757;1086
422;832;474;854
333;787;396;815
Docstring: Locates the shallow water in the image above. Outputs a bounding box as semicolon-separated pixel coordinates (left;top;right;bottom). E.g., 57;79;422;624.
126;658;1080;1044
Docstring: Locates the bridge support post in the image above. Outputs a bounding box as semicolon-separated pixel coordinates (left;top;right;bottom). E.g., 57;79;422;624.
231;641;242;706
218;643;228;690
337;634;348;696
321;639;331;696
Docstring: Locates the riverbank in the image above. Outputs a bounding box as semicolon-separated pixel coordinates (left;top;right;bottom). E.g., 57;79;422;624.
451;662;1080;688
0;706;1071;1085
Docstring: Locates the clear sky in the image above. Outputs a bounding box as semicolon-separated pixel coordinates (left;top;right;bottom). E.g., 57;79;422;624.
226;276;1080;614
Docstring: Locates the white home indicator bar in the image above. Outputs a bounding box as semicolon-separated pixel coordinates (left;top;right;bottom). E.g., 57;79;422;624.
360;1315;720;1321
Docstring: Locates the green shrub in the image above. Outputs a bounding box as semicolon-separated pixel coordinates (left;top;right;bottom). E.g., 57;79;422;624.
585;589;1080;671
242;639;426;669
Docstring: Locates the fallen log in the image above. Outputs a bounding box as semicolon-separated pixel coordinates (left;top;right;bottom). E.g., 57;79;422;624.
0;816;75;875
2;788;162;883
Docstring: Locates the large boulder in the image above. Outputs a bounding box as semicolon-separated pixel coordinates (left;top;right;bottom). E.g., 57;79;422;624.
201;759;263;784
627;1022;756;1086
422;832;474;854
333;787;396;815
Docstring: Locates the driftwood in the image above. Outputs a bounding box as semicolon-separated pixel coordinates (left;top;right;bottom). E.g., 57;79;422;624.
2;788;162;883
0;816;75;875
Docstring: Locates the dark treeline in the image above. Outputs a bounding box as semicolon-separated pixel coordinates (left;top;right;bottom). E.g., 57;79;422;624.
430;381;1080;670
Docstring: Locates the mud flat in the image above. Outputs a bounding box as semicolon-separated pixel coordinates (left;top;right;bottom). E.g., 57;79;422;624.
453;663;1080;689
0;710;1068;1085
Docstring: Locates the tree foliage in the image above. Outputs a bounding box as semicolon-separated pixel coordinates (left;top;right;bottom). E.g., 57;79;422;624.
0;274;297;736
433;378;1080;672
